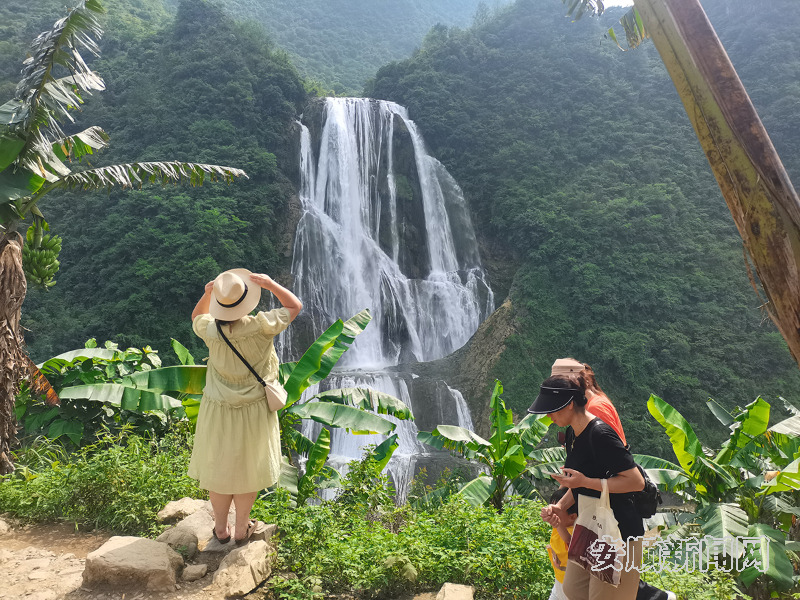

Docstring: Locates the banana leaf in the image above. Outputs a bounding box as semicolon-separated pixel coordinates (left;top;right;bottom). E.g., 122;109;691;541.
647;394;703;474
697;502;749;541
716;397;770;465
125;365;206;395
287;401;396;435
46;419;83;446
421;425;492;453
37;347;116;370
526;461;564;480
739;523;794;590
644;468;690;491
706;398;735;428
500;444;528;480
528;447;567;463
489;380;513;448
181;395;201;424
372;434;399;470
304;428;331;479
0;132;25;171
458;474;496;507
693;454;740;497
769;414;800;436
633;454;682;471
311;387;412;420
278;362;296;385
759;457;800;495
59;383;182;413
276;458;299;507
510;474;543;501
285;426;316;457
283;309;371;406
316;466;342;490
509;413;549;450
171;338;195;366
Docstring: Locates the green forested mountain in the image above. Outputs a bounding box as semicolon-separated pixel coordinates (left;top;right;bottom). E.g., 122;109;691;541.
203;0;502;93
366;0;800;452
3;0;800;455
9;0;307;360
1;0;501;96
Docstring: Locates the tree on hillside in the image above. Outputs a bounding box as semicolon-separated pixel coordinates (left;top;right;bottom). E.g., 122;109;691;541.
564;0;800;370
0;0;247;474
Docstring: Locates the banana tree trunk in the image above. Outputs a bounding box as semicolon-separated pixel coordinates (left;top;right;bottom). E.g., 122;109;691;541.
0;233;26;475
633;0;800;367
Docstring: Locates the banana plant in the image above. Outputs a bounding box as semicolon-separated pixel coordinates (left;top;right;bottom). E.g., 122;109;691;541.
647;394;800;594
0;0;248;474
24;310;413;504
417;380;550;512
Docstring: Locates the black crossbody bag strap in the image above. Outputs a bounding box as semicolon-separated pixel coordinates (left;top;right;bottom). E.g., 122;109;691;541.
216;321;266;387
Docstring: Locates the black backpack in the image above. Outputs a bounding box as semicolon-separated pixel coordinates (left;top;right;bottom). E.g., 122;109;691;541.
632;464;662;519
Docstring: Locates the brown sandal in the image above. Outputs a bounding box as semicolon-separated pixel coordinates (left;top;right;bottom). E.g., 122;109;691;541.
235;519;257;546
212;527;231;544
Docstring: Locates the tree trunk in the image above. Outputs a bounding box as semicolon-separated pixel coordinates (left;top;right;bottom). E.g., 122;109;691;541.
634;0;800;368
0;233;27;475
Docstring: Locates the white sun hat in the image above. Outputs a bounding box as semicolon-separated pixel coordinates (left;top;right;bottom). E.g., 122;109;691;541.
209;268;261;321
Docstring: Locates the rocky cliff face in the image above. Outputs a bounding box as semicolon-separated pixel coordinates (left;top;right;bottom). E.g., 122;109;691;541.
392;298;520;439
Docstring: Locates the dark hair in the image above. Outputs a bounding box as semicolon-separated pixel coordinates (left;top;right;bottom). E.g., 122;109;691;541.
549;487;578;514
581;363;605;396
541;373;588;408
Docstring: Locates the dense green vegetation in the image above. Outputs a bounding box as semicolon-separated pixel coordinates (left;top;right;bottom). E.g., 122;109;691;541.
366;0;800;453
11;0;308;360
202;0;502;93
0;436;744;600
3;0;799;458
0;427;200;536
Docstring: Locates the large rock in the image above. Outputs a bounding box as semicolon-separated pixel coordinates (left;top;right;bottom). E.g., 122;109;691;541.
436;583;474;600
157;497;208;524
156;508;215;559
83;536;184;592
211;540;273;597
182;563;208;582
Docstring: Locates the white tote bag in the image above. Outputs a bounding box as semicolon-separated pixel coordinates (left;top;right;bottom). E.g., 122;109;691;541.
567;479;625;586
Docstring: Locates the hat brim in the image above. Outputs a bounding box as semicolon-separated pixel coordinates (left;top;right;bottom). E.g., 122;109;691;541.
209;268;262;321
527;386;581;414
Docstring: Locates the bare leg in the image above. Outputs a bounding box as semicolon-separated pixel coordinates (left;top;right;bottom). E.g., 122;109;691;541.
232;491;258;541
209;491;233;539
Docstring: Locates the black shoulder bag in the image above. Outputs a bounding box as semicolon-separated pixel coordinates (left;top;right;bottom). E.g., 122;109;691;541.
584;420;662;519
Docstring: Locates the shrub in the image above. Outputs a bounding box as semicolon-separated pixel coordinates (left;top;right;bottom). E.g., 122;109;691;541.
255;456;553;600
0;424;202;536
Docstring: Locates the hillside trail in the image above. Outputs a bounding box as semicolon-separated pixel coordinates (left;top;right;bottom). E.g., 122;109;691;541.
0;520;251;600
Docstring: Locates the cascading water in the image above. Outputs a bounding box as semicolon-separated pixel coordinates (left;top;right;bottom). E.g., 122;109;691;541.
288;97;494;501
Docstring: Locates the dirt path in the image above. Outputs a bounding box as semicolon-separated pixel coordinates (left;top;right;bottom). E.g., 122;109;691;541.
0;520;253;600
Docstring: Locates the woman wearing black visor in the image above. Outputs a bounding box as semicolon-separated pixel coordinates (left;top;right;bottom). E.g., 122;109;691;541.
530;373;645;600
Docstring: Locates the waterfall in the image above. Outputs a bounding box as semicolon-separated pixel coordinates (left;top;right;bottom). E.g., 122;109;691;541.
289;97;494;501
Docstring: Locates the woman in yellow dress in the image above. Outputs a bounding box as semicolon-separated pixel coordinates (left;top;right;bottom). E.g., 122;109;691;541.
189;268;302;545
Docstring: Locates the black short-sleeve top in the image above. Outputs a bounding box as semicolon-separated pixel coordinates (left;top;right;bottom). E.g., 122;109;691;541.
564;417;644;539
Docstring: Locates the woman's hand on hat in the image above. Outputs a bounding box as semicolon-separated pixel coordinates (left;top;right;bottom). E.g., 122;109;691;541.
250;273;275;289
550;467;586;489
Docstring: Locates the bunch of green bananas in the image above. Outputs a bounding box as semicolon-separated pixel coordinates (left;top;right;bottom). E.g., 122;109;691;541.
22;226;62;288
